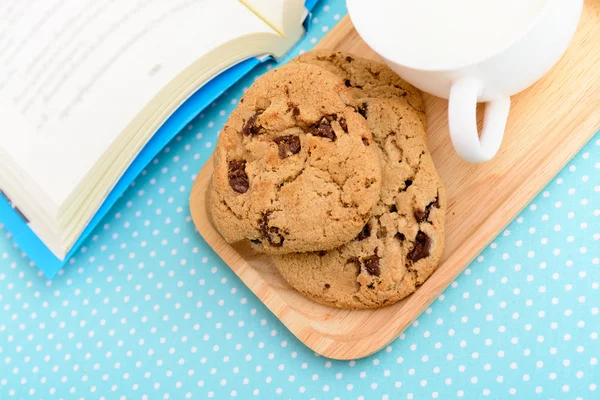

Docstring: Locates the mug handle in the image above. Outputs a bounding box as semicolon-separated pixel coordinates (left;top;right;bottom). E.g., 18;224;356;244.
448;78;511;162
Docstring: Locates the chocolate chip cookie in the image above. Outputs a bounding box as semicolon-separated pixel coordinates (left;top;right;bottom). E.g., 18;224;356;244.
209;63;382;254
294;50;427;130
273;97;446;309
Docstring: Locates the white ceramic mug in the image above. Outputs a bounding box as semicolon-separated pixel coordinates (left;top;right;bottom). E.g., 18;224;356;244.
347;0;584;162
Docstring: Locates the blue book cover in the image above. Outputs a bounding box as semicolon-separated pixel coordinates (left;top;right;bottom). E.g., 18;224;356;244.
0;0;319;278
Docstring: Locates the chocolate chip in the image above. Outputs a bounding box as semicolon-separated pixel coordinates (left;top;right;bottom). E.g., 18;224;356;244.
267;227;284;246
414;209;426;223
414;195;440;223
356;223;370;241
409;231;431;263
427;195;440;215
404;179;413;189
228;160;249;193
251;239;261;244
274;135;301;159
338;117;348;133
324;283;331;289
357;103;368;118
395;232;405;241
347;257;361;268
362;254;380;276
287;102;300;118
345;56;353;62
362;137;370;146
401;92;407;97
242;110;264;136
310;117;336;141
259;212;284;247
317;251;327;257
389;204;398;213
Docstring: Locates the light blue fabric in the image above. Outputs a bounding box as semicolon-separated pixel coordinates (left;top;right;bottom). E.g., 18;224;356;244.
0;1;598;399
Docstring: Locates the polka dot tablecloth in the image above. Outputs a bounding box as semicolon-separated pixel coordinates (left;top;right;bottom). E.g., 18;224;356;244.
1;2;598;399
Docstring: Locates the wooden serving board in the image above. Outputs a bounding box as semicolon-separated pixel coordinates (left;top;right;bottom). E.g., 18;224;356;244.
190;2;600;360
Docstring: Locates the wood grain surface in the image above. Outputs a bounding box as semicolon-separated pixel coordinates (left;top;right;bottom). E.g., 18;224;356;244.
190;1;600;360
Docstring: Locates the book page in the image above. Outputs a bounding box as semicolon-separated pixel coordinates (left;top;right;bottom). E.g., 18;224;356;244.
242;0;307;36
0;0;275;206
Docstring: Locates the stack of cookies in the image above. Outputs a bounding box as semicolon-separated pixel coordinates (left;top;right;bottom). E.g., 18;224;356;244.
207;51;446;309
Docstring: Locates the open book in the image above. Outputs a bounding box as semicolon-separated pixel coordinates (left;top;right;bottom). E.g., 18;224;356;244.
0;0;315;276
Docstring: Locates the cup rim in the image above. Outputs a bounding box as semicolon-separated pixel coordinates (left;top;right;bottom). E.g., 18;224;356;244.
347;0;552;72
